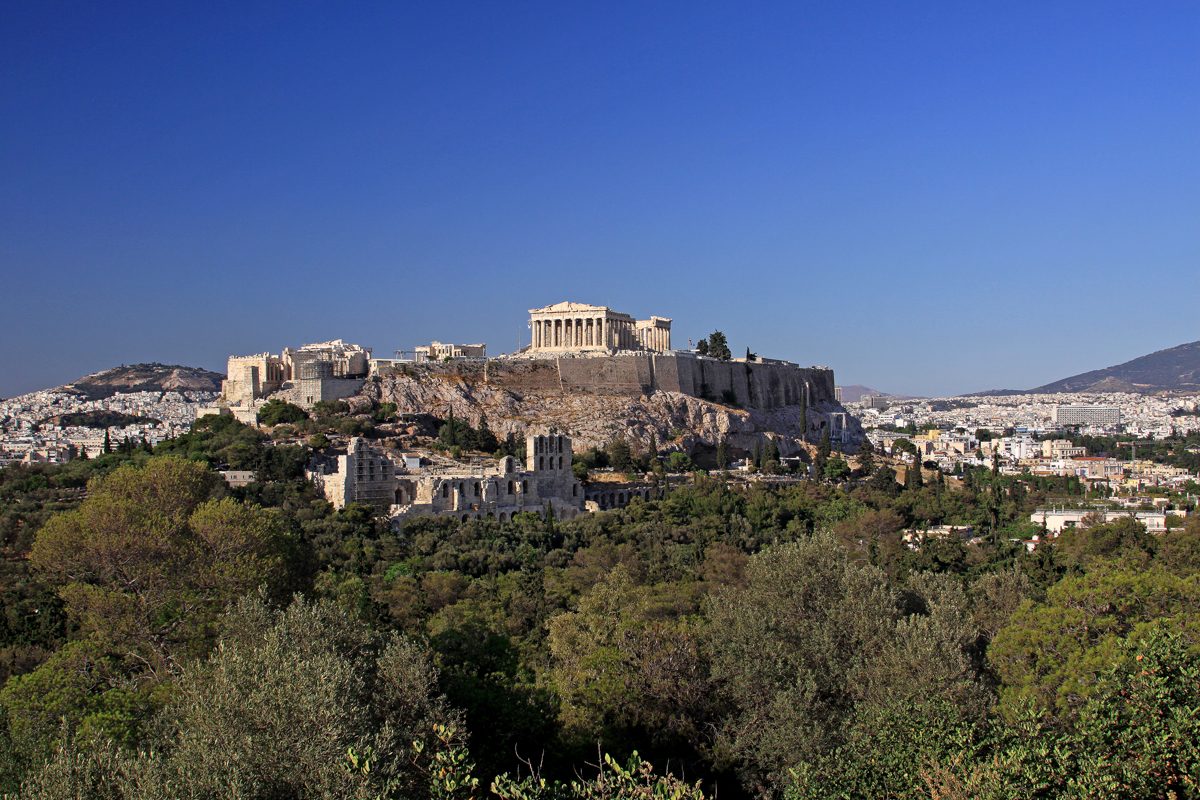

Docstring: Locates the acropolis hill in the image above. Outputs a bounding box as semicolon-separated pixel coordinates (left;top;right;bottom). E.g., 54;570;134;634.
368;302;852;461
218;301;857;461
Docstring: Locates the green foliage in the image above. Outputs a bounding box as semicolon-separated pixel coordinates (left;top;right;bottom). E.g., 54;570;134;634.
855;437;875;476
7;415;1200;798
705;331;731;361
605;436;634;473
44;411;160;430
312;399;352;416
16;594;460;800
709;534;986;792
823;458;850;482
438;412;500;454
375;402;398;422
715;438;729;470
492;751;707;800
3;457;294;765
990;562;1200;716
922;627;1200;800
0;640;175;764
574;447;609;470
153;415;308;483
257;398;309;426
667;452;693;472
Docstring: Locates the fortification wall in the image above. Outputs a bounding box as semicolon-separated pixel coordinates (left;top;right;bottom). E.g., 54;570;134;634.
464;355;836;408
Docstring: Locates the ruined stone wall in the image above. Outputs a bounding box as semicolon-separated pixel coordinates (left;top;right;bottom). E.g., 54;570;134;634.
474;355;836;408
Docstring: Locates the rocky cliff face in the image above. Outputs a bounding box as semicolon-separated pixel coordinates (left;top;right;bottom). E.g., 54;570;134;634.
363;371;861;459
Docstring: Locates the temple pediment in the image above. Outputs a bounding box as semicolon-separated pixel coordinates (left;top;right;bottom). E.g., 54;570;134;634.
528;301;611;314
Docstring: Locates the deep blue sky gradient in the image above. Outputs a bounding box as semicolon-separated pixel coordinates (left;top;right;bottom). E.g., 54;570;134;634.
2;1;1197;397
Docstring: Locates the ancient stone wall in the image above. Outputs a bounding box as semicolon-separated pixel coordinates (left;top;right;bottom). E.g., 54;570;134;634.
474;355;836;408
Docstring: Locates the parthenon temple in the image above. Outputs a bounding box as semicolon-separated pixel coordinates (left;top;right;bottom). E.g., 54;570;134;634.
528;302;671;353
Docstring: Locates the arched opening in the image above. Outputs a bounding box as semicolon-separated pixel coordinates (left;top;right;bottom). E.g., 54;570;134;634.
474;482;481;496
539;456;545;470
558;456;563;470
522;480;528;493
499;512;508;523
618;493;625;504
462;514;470;522
507;480;514;494
572;485;578;497
442;484;448;498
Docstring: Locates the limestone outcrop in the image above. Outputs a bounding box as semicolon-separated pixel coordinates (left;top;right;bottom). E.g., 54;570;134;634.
362;369;861;460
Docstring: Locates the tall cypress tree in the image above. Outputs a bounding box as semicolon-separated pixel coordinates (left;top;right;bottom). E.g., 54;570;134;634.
799;386;808;443
856;437;875;476
103;428;112;454
814;430;829;479
716;437;729;470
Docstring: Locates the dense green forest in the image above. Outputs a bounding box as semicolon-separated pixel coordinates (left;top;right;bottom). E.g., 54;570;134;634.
1;413;1198;799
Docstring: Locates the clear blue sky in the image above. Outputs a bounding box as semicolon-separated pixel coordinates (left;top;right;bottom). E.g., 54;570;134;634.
2;1;1197;398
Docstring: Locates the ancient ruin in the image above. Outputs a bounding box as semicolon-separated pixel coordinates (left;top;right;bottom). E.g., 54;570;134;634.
306;431;587;527
527;302;671;353
221;339;371;408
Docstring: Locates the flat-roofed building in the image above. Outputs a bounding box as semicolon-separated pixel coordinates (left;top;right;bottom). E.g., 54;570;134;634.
1053;404;1121;426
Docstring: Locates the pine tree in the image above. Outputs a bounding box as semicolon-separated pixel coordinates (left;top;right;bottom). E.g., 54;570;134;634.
707;331;732;361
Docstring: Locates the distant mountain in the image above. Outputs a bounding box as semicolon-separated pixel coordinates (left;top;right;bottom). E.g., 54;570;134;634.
837;385;925;403
962;340;1200;396
1032;341;1200;394
838;385;887;403
61;363;225;401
